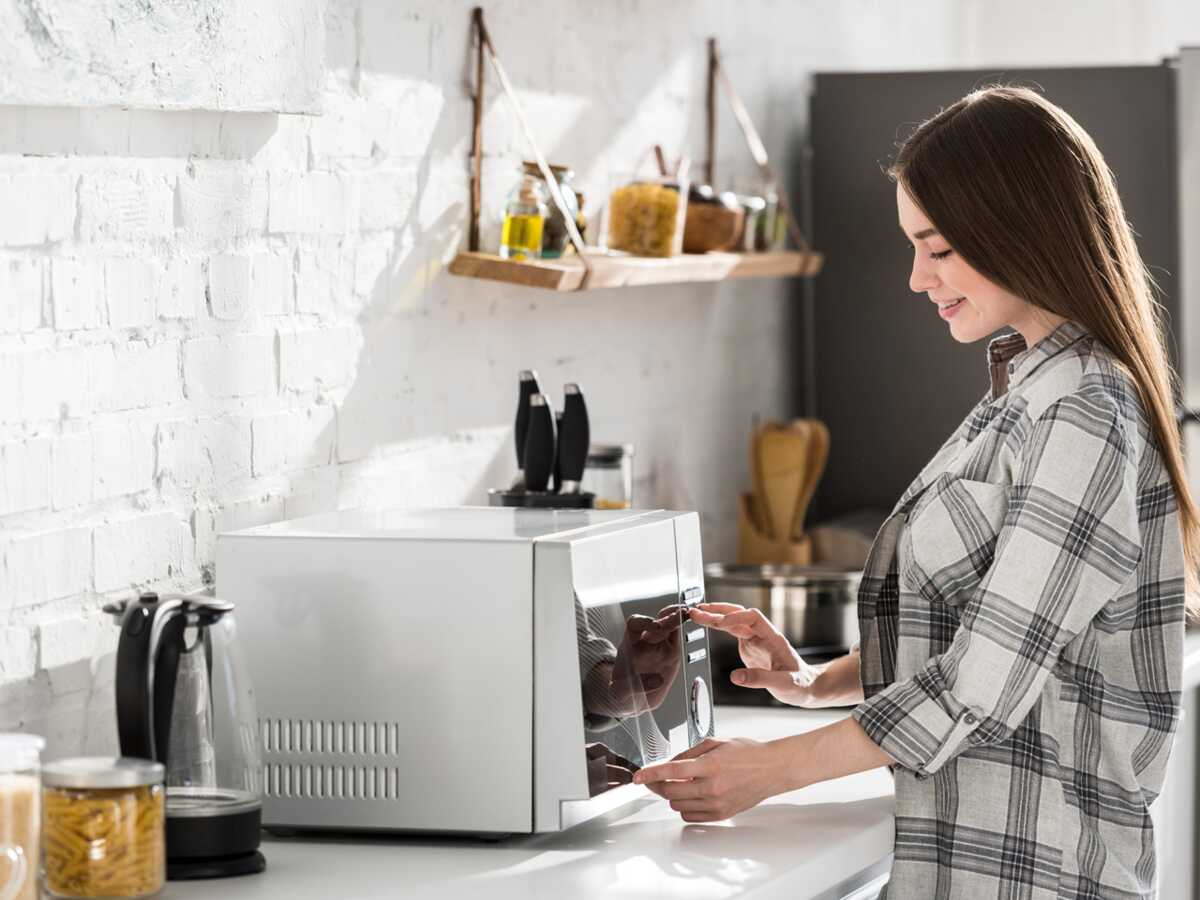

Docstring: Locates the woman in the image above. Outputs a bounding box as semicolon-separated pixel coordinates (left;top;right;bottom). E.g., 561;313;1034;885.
634;86;1198;898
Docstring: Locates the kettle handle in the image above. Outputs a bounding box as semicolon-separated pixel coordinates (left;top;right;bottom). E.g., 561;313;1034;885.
115;594;187;763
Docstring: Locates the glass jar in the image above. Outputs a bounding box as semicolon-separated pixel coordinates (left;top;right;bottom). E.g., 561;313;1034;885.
500;168;549;261
41;758;166;899
582;444;635;509
0;734;44;900
523;161;579;259
604;174;689;257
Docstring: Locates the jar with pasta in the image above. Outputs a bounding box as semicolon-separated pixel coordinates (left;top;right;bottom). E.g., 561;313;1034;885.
603;173;689;257
41;758;165;899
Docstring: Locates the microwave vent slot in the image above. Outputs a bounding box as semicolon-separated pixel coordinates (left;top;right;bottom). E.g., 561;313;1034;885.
260;718;401;756
264;762;401;800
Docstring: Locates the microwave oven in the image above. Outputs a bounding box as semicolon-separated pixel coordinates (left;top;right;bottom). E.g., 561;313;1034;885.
216;507;715;835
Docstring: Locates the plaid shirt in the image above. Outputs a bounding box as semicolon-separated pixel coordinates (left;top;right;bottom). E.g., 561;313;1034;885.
853;321;1187;899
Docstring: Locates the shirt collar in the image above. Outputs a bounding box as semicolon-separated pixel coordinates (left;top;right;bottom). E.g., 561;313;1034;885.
987;320;1090;398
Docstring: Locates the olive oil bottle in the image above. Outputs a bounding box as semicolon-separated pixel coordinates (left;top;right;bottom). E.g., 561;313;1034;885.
500;170;549;260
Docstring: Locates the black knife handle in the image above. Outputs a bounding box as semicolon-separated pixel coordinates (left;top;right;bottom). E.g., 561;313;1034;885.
557;383;591;491
552;411;565;493
523;393;556;493
515;370;541;469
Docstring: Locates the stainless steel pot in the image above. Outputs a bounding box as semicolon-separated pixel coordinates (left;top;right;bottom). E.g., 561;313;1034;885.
702;563;862;657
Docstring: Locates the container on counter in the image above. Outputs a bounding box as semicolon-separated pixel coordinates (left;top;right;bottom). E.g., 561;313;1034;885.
500;167;550;261
582;443;635;509
522;161;580;259
0;734;45;900
603;174;689;257
41;758;165;900
683;184;745;253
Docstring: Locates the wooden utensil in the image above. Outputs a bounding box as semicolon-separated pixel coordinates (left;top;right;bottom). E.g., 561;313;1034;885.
758;422;811;545
749;422;774;538
790;418;829;541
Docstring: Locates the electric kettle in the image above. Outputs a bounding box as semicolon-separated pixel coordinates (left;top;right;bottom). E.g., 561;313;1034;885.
105;592;266;880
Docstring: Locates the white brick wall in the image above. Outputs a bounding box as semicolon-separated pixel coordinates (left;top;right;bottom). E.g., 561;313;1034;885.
1;0;1198;752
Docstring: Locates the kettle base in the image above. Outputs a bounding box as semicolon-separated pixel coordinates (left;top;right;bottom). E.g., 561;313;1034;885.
168;850;266;880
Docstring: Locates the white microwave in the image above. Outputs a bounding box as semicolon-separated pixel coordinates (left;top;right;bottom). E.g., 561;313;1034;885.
216;507;715;836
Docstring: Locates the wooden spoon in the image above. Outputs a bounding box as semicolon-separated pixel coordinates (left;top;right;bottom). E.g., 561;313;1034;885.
791;419;829;541
758;422;810;544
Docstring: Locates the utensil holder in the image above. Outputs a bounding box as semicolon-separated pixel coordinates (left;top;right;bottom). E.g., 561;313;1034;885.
736;492;812;565
488;489;595;509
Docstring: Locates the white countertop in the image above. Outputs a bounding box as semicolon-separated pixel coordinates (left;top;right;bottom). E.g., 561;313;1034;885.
165;706;895;900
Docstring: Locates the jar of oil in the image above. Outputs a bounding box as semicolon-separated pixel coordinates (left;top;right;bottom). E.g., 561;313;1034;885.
500;169;549;260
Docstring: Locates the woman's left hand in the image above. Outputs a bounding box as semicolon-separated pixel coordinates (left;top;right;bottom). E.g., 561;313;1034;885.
632;736;786;823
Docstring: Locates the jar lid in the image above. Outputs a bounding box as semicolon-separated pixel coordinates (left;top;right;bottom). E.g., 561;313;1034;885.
586;443;635;464
42;757;164;789
0;733;45;767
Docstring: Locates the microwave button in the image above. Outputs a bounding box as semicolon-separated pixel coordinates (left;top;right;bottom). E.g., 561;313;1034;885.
682;586;703;604
690;676;712;737
687;647;707;664
686;628;704;644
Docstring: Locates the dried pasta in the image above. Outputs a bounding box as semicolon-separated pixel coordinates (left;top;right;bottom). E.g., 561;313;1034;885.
607;182;683;257
42;784;164;898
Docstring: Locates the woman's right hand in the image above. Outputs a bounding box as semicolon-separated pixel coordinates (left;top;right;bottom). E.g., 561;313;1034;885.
688;603;822;707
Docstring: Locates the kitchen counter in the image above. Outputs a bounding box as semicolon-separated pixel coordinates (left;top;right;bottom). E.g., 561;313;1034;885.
166;706;895;900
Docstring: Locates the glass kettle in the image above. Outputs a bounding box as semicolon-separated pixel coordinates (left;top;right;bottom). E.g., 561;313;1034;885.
101;593;265;880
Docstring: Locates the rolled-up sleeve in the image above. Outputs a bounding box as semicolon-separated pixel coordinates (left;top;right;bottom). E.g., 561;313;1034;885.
853;387;1143;775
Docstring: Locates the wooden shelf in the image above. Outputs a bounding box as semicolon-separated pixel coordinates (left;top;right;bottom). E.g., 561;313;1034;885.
448;249;823;292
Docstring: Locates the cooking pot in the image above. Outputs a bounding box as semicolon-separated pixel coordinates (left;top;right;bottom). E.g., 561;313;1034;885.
703;562;861;665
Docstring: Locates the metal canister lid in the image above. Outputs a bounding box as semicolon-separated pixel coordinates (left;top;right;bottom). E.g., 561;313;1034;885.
0;733;45;769
586;443;635;466
42;757;164;789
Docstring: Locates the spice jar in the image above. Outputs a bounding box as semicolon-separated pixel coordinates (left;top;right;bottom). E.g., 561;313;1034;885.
41;758;165;899
500;167;550;261
582;443;635;509
522;161;580;259
604;174;689;257
0;734;44;900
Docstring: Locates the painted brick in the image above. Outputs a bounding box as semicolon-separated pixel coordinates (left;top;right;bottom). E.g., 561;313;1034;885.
160;257;205;320
94;512;192;593
279;326;357;393
0;174;76;246
0;626;37;683
251;252;293;317
251;405;336;476
0;257;45;333
267;171;359;234
51;258;102;331
157;416;253;489
177;161;267;243
92;422;156;500
104;257;159;328
296;249;336;316
0;345;93;422
78;171;173;242
183;334;273;399
193;494;285;565
358;168;418;232
3;527;91;607
91;341;182;413
0;438;51;515
308;99;378;164
207;254;251;320
51;432;93;510
38;616;107;688
355;240;392;298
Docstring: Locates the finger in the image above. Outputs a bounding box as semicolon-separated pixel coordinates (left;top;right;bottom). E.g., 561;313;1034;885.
694;602;746;615
633;756;712;785
644;778;709;800
605;764;634;786
640;673;664;691
672;737;721;761
669;799;716;813
682;809;725;823
731;667;796;690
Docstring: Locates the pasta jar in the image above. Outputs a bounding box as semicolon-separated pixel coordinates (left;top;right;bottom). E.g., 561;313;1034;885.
0;733;45;900
41;758;165;899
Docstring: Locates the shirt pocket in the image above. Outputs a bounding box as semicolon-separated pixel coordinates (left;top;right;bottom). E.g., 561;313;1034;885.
901;473;1010;606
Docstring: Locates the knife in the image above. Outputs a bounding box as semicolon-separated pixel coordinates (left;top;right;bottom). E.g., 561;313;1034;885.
556;383;590;494
511;370;541;491
523;393;556;493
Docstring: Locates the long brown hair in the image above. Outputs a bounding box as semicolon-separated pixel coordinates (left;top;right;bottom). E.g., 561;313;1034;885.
891;86;1199;617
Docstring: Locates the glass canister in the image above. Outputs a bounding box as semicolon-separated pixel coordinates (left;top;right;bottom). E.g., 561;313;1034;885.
41;758;165;899
582;444;635;509
500;167;549;261
604;174;688;257
0;734;44;900
523;161;579;259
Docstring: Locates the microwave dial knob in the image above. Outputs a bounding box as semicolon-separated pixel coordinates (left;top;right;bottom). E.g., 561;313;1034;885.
690;676;712;737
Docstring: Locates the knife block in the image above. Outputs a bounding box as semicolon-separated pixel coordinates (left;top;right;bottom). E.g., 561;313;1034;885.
736;492;813;565
487;489;595;509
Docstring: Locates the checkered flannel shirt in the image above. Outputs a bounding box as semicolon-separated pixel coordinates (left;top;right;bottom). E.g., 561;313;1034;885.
853;320;1187;899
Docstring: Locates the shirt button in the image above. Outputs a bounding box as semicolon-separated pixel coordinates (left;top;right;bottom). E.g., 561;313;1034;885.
963;712;978;725
1007;363;1015;375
